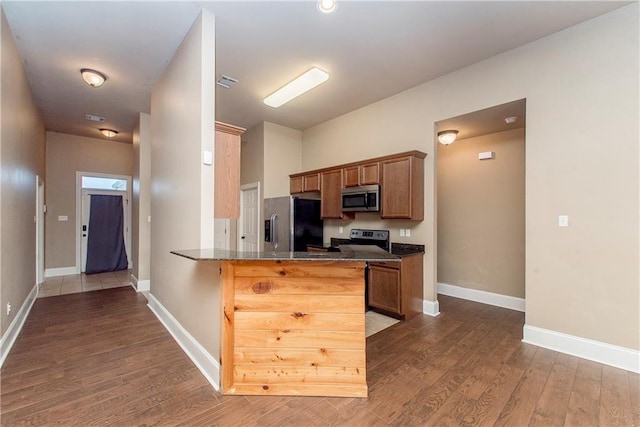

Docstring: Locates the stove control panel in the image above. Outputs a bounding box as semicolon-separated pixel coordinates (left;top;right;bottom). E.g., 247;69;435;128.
349;229;389;241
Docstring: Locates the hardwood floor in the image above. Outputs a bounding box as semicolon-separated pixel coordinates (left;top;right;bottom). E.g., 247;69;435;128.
1;288;637;426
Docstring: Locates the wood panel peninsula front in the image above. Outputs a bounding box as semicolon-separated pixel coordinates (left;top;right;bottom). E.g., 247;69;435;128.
171;247;400;398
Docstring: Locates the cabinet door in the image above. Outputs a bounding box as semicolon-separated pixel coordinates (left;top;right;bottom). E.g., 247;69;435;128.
381;156;423;220
368;264;401;316
343;166;360;188
303;173;321;192
215;122;245;218
320;169;343;219
360;162;380;185
290;176;304;194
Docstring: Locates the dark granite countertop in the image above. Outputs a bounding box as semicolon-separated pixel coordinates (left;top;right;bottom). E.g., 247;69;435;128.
171;244;400;262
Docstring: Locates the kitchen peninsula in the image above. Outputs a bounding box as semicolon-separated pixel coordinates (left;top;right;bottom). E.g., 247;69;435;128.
171;247;400;398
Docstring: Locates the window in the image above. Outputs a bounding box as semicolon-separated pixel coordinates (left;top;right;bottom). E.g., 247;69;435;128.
81;176;127;191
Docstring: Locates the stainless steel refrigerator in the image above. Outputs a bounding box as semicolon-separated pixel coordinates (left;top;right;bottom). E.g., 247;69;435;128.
264;196;323;252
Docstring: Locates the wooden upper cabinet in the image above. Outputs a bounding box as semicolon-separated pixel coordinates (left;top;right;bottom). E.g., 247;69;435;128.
215;121;245;218
320;169;344;219
381;153;425;220
290;172;321;194
360;162;380;185
343;162;380;188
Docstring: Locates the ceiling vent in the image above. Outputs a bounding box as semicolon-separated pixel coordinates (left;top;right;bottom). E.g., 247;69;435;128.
85;113;106;123
217;75;238;89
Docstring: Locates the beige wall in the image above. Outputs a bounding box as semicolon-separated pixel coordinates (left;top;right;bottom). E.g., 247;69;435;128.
132;113;151;282
45;132;133;270
0;7;46;336
240;122;264;187
263;122;302;198
301;5;638;350
150;10;220;358
437;128;525;298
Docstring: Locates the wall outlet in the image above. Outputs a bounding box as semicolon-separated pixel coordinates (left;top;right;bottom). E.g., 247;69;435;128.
338;226;344;234
405;229;411;237
400;229;405;237
558;215;569;227
6;302;11;316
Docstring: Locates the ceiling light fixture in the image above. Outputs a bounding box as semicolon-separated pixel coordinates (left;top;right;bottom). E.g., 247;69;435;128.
263;67;329;108
317;0;337;13
438;130;459;145
504;116;518;124
81;68;107;87
99;129;118;138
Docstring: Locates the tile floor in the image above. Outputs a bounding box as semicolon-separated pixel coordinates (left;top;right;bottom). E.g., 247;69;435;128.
38;269;131;298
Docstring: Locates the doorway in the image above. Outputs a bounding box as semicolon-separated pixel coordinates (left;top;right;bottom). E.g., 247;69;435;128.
36;176;45;285
76;172;132;274
237;182;260;252
435;99;526;312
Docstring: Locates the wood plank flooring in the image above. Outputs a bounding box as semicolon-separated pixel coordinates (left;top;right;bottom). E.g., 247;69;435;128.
1;288;637;426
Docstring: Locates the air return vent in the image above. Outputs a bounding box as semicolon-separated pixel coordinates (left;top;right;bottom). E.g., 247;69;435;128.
216;75;238;89
85;114;106;123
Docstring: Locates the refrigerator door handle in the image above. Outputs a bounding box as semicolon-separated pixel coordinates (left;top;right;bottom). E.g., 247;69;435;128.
270;214;278;249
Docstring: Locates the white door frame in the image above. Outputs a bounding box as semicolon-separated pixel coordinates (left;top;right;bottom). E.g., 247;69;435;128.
76;171;132;274
36;176;45;285
237;182;261;252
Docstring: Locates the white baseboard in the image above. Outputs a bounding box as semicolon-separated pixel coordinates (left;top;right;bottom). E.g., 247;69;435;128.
130;274;150;292
423;299;440;317
45;266;79;278
438;282;525;312
0;283;38;367
147;294;220;389
523;325;639;374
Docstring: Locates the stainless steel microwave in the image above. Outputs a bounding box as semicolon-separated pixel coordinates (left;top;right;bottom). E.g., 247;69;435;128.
341;185;380;212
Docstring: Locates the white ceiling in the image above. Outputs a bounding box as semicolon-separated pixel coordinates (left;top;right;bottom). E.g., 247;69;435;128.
2;1;629;144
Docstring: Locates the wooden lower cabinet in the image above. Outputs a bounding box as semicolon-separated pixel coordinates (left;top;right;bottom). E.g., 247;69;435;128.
221;260;368;398
367;253;423;320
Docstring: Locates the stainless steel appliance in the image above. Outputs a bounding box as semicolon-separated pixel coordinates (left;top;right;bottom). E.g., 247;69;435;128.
264;196;323;252
341;185;380;212
349;228;390;251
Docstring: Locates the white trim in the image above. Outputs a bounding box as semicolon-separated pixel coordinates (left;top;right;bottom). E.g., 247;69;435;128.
0;284;38;367
146;294;220;389
437;282;525;312
45;266;79;278
523;324;640;374
423;299;440;317
130;274;150;292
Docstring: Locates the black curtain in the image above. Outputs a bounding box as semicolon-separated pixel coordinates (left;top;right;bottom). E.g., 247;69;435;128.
85;195;128;274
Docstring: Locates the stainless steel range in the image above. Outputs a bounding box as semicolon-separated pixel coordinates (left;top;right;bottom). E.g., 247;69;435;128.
349;229;390;252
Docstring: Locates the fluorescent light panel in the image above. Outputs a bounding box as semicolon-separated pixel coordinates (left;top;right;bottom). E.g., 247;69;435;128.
263;67;329;108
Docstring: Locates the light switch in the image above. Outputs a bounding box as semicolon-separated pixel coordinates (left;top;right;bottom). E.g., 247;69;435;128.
558;215;569;227
405;229;411;237
147;216;151;223
400;229;405;237
338;226;343;234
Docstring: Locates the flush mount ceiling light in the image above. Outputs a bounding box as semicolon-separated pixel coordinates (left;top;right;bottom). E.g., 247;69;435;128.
437;130;459;145
263;67;329;108
99;128;118;138
81;68;107;87
504;116;518;124
317;0;337;13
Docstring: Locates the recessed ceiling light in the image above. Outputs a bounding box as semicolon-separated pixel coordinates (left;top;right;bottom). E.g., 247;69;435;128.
317;0;337;13
81;68;107;87
100;129;118;138
437;130;458;145
263;67;329;108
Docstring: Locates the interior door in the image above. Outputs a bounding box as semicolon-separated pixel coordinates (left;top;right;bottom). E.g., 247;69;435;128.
238;185;259;252
81;189;130;273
